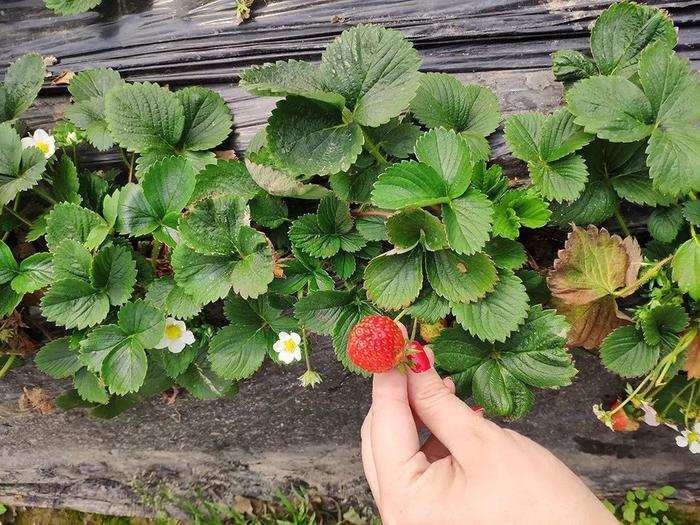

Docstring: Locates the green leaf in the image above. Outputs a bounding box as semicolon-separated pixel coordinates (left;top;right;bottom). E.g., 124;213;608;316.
245;153;330;200
172;244;236;304
65;98;114;151
504;112;545;162
74;368;110;404
68;68;124;102
52;156;81;203
332;252;356;279
551;49;596;82
472;360;529;417
115;183;158;236
142;156;196;219
0;238;18;284
90;245;137;306
179;352;238;400
179;194;247;255
267;97;363;177
548;178;618;227
442;189;493;255
0;124;46;206
483;238;526;270
240;59;345;106
529;155;589;202
566;76;654;142
451;269;529;342
683;200;700;227
648;205;683;243
105;82;185;153
600;325;660;378
414;128;472;198
176;87;232;151
79;324;125;372
320;24;421;127
590;1;676;77
41;279;109;329
44;0;102;15
386;206;447;251
34;337;81;378
102;343;148;395
11;252;54;293
404;287;451;323
145;276;201;321
371;161;449;209
0;53;45;122
45;202;107;251
53;239;92;281
117;299;166;348
153;341;199;379
646;125;700;196
364;249;423;310
410;73;500;138
672;239;700;300
365;118;422;159
538;109;593;162
230;227;276;299
192;159;261;203
425;250;497;304
355;214;388;241
0;283;22;317
641;304;689;346
294;290;357;335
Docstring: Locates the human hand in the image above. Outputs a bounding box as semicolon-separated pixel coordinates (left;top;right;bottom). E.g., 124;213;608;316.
361;343;617;525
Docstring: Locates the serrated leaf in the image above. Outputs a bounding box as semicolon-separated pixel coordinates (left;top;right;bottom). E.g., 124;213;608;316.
90;245;137;306
590;2;677;78
105;82;185;153
528;154;588;202
566;76;654;142
34;337;81;379
331;252;356;279
193;159;261;203
548;178;618;227
45;202;106;251
504;112;545;162
551;296;631;350
371;161;449;209
386;206;447;251
176;87;232;151
0;53;45;122
68;68;124;102
153;341;199;379
0;124;46;206
641;304;689;346
551;49;596;82
117;299;166;348
267;97;363;177
73;368;109;404
145;276;201;320
355;214;388;241
0;283;22;317
65;98;115;150
646;125;700;196
79;324;126;373
548;225;641;304
600;325;660;378
44;0;102;15
364;249;423;310
179;352;238;400
451;269;529;342
52;156;81;203
365;118;421;159
179;194;247;255
538;109;593;162
240;59;345;106
648;205;683;243
230;227;276;299
53;239;92;281
245;154;329;200
11;252;53;293
294;290;356;335
320;24;421;127
442;189;493;255
102;343;148;395
483;238;526;270
414;128;472;198
425;250;497;304
672;239;700;300
41;279;110;329
404;286;450;323
410;73;500;138
0;239;18;284
142;156;196;219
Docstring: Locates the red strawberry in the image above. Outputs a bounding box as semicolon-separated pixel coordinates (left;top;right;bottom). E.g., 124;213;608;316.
610;401;640;432
348;315;406;373
406;341;431;373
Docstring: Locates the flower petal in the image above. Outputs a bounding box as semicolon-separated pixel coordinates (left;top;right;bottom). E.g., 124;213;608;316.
169;340;187;354
155;338;169;349
182;331;195;345
278;332;290;341
690;440;700;454
291;332;301;344
272;341;284;353
279;351;295;364
34;129;49;141
676;435;688;448
20;137;34;149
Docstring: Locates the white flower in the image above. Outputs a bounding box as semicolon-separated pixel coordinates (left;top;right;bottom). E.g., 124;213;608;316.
20;129;56;159
675;422;700;454
273;331;302;364
641;401;660;427
155;318;195;354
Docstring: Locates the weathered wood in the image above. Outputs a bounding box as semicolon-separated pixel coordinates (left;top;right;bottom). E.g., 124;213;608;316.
1;346;698;518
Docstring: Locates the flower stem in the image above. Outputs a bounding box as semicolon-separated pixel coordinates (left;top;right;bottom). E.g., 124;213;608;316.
3;205;32;226
612;255;673;298
0;355;17;379
393;310;408;323
302;326;312;372
410;317;418;341
362;129;388;166
33;187;56;205
613;208;631;237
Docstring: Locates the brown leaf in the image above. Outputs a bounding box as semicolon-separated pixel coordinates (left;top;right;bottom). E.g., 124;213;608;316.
42;56;59;66
551;296;631;349
548;225;641;305
51;71;75;85
330;15;346;24
214;149;238;161
683;331;700;379
18;387;54;414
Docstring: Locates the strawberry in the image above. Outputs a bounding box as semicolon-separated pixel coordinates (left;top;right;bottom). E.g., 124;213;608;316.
610;401;640;432
419;319;448;343
347;315;406;373
406;341;431;373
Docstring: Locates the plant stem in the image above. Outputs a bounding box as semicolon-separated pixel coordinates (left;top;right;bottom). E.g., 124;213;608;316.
33;187;56;205
120;148;131;172
410;318;418;341
3;205;32;226
302;327;312;372
362;129;388;166
613;208;631;237
128;152;136;183
612;255;673;298
351;209;392;218
0;355;16;379
393;310;408;323
150;238;161;274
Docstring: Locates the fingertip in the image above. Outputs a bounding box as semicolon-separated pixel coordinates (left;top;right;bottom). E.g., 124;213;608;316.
395;320;409;340
423;345;436;366
443;376;455;394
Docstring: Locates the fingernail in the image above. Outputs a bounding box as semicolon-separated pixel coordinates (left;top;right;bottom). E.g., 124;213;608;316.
471;406;485;416
406;342;431;373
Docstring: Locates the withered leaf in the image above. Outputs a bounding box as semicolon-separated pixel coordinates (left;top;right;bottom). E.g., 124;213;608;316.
683;331;700;379
551;297;632;350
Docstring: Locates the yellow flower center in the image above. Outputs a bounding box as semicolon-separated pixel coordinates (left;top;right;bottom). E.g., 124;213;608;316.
165;324;183;340
283;339;297;353
688;432;699;443
36;141;50;154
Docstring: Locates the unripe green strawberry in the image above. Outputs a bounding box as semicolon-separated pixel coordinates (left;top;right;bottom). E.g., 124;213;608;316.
347;315;406;373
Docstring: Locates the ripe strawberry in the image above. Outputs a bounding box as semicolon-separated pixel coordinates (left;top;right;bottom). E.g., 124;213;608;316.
406;341;431;372
348;315;406;373
610;401;640;432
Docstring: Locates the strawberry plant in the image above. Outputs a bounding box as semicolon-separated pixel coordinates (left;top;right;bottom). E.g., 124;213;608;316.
1;1;699;444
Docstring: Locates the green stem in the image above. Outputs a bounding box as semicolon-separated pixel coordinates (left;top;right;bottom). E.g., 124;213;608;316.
612;255;673;298
72;144;78;168
150;238;161;274
654;324;698;387
362;129;388;166
302;327;312;372
410;317;418;341
119;148;131;172
3;205;32;226
613;208;631;237
0;355;17;379
684;383;697;428
128;152;136;183
393;310;408;323
659;380;696;418
33;187;56;205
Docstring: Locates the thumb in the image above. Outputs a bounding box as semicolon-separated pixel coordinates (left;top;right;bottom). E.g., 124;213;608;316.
407;346;493;460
